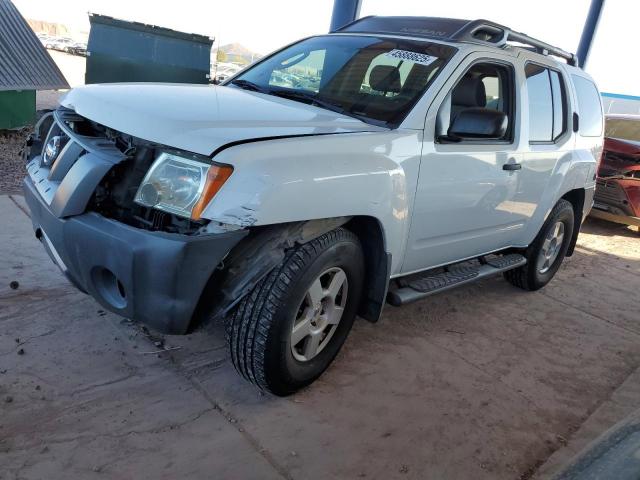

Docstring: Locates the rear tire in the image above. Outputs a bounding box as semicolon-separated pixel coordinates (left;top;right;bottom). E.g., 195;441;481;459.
226;228;364;396
504;199;575;291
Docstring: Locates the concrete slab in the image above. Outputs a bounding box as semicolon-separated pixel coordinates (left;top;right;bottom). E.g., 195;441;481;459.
2;196;639;480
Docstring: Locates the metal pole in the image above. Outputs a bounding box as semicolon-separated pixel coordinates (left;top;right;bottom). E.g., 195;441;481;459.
329;0;362;32
576;0;606;68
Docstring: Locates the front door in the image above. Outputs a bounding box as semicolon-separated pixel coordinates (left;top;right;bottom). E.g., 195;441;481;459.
402;56;525;273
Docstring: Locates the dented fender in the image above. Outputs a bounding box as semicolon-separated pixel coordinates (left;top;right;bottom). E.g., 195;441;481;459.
203;217;351;321
200;130;423;275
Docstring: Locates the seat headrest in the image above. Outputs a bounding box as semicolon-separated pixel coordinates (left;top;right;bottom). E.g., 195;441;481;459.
369;65;402;93
452;76;487;108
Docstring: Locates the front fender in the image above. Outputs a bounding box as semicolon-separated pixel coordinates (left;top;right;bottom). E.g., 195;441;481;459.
202;130;422;275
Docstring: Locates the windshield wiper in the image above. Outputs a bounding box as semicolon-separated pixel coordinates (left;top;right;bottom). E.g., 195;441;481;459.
230;82;387;127
272;89;340;112
229;79;270;94
271;89;377;124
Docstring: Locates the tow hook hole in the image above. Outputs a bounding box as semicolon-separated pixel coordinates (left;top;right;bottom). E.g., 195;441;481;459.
92;268;127;310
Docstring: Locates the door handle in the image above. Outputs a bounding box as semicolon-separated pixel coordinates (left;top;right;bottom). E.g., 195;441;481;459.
503;163;522;171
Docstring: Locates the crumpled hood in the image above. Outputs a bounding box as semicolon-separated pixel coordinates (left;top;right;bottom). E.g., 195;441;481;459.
61;83;386;156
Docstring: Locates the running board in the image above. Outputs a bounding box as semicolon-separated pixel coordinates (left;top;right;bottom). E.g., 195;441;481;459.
387;254;526;306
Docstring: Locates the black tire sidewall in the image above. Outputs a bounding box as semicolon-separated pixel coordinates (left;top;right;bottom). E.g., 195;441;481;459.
527;202;574;289
264;237;364;394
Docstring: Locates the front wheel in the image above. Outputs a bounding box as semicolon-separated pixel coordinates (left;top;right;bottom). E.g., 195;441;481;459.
226;228;365;396
504;199;575;291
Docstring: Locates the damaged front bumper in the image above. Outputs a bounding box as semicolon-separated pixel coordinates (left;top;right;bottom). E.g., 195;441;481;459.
24;176;246;334
22;110;247;334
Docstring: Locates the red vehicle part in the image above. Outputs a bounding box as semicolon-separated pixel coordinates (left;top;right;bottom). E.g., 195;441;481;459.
594;117;640;221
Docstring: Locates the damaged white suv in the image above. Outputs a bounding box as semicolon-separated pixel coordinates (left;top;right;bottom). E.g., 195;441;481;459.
23;17;603;395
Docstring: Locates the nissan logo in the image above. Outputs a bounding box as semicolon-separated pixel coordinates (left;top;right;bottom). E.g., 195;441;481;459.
42;135;62;166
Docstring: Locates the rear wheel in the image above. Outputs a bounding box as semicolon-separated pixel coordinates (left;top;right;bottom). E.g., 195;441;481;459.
504;199;575;290
226;228;364;396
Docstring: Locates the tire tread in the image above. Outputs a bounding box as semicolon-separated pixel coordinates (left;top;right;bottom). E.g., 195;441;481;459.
226;227;360;393
504;199;574;291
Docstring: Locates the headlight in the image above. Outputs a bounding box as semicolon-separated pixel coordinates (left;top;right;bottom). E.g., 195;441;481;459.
134;152;232;220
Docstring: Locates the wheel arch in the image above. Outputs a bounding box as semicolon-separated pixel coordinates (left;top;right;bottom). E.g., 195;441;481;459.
561;187;586;257
343;216;391;323
189;215;391;330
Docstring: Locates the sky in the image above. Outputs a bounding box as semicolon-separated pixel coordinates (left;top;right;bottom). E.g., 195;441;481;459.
12;0;638;95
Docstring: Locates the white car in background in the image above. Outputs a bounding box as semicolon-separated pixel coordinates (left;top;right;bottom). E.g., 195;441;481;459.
23;17;602;395
213;62;243;84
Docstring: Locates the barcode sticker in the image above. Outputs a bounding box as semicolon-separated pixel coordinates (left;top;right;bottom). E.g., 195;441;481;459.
384;49;438;66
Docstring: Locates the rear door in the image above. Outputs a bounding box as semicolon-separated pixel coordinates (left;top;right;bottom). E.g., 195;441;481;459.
509;58;575;245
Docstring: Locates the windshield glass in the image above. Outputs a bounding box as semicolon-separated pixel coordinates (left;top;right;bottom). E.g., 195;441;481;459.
230;35;456;127
605;118;640;143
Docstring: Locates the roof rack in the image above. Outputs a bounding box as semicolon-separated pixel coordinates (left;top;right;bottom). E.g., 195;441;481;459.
337;16;579;67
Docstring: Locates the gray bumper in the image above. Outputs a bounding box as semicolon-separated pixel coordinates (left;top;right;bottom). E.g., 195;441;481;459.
23;177;246;334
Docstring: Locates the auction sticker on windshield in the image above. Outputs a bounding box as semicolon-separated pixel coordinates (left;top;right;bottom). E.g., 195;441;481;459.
384;49;438;66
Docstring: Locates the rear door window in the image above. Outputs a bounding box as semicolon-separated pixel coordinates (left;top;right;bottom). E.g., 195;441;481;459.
572;75;603;137
525;64;567;142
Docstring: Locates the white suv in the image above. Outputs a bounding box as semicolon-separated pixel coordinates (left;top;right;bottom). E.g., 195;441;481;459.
23;17;603;395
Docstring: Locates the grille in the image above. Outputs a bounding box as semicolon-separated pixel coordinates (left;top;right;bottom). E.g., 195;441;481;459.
26;109;127;218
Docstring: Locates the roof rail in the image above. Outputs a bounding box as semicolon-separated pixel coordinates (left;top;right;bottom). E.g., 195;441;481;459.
337;16;579;67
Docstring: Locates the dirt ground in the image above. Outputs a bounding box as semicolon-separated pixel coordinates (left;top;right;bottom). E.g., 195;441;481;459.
0;89;63;195
1;190;639;480
47;50;86;88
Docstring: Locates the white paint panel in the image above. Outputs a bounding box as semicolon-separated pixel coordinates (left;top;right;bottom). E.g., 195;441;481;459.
62;83;386;156
203;130;423;275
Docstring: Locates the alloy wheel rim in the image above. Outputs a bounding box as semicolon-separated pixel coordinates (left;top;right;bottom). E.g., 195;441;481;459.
290;267;348;362
537;221;565;274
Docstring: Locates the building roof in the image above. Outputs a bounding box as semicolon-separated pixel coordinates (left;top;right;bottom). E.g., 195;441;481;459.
0;0;69;91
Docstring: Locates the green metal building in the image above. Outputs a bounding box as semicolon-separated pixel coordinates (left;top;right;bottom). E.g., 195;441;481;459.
86;14;214;85
0;0;69;129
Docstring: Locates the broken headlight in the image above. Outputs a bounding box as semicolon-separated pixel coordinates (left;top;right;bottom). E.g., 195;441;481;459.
134;152;232;220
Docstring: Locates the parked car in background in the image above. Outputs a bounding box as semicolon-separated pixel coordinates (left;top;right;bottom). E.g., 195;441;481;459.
213;62;243;84
23;17;602;395
67;42;87;56
44;37;74;52
36;33;52;45
43;36;87;56
591;115;640;231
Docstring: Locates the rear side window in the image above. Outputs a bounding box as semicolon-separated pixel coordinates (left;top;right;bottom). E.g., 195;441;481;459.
550;71;567;138
572;75;603;137
525;64;567;142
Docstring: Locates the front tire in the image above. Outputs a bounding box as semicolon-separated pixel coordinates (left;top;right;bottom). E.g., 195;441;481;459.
504;199;575;291
226;228;365;396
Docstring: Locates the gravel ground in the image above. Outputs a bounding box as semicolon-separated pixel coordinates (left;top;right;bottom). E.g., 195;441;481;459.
0;129;30;194
1;91;63;195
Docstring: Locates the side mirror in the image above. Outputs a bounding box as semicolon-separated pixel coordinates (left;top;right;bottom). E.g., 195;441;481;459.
447;107;508;140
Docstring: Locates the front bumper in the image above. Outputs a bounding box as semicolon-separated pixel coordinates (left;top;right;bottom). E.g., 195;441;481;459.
23;176;246;334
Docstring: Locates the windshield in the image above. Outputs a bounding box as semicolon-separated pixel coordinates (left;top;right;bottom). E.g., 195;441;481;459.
605;118;640;143
229;35;456;127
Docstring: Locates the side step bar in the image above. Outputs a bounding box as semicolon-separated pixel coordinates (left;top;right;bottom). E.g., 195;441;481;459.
387;253;526;306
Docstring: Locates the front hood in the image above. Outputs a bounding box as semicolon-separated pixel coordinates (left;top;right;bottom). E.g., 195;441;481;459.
61;83;386;156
